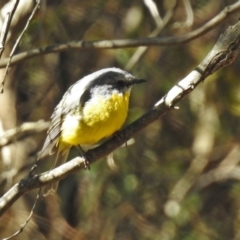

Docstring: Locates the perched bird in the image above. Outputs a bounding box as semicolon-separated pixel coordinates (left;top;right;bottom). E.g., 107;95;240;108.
39;67;146;195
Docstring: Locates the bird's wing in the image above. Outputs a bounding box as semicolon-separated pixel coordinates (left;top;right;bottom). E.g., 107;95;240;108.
39;81;89;157
39;70;104;158
39;94;71;156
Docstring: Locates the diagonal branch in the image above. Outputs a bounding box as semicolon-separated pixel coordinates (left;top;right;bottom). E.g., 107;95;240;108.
0;20;239;217
0;1;240;69
0;0;40;93
0;0;19;59
143;0;163;28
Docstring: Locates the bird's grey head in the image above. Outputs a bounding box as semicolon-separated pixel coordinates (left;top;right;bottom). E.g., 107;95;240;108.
90;68;146;95
77;68;145;105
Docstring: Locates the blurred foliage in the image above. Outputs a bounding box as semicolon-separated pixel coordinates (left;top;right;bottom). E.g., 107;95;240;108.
1;0;240;239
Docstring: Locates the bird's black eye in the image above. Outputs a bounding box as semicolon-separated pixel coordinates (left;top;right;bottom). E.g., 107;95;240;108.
116;80;125;88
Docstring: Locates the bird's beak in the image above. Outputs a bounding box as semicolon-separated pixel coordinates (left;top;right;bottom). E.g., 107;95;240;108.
130;78;147;86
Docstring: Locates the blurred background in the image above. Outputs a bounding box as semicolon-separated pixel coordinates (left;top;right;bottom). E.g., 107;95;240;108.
0;0;240;239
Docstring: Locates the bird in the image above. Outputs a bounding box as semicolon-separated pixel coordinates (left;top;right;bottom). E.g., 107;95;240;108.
39;67;146;195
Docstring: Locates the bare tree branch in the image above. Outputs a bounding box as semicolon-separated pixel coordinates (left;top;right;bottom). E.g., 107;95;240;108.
143;0;162;28
0;120;49;148
0;0;40;93
182;0;194;27
0;0;19;59
196;145;240;189
0;1;239;69
125;0;175;70
0;20;239;217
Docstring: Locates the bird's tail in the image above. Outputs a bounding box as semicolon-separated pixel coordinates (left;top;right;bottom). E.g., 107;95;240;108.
43;145;70;196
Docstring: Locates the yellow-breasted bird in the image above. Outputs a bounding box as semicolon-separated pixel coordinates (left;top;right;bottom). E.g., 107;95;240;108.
39;68;146;195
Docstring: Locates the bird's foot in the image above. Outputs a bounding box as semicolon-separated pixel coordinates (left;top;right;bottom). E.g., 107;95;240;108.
28;163;38;177
77;145;90;170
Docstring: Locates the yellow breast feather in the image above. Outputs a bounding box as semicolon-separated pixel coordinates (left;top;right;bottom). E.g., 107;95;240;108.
60;91;130;146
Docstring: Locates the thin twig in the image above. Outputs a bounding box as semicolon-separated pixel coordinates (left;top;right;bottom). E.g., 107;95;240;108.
0;0;40;93
0;0;20;59
2;188;42;240
143;0;162;28
182;0;194;27
173;0;194;28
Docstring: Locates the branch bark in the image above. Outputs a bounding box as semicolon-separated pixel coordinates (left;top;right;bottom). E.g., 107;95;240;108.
0;20;239;217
